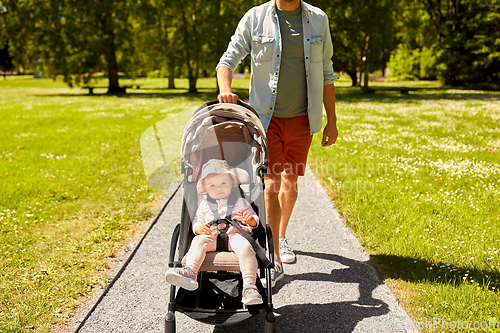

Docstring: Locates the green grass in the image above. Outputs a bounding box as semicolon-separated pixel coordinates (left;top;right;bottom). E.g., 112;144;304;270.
309;84;500;331
0;76;237;332
2;76;499;332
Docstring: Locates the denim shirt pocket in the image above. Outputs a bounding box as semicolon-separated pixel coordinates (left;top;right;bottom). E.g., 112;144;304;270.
252;36;275;64
310;37;324;63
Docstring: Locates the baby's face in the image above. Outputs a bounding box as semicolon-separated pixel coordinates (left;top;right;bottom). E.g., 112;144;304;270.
204;173;233;199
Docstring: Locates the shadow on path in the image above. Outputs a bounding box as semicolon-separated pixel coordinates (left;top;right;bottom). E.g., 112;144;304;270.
213;250;391;333
372;254;500;292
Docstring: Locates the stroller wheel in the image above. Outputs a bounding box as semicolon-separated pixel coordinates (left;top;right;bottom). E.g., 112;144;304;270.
165;311;176;333
265;312;276;333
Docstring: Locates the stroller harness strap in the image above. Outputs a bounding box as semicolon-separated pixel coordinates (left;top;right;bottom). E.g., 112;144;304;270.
207;193;237;253
207;191;273;269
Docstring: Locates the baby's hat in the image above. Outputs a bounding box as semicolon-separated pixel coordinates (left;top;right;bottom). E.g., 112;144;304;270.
197;159;239;194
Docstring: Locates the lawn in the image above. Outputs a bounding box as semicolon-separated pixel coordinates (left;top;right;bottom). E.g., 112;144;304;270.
309;85;500;331
0;76;229;332
1;76;499;332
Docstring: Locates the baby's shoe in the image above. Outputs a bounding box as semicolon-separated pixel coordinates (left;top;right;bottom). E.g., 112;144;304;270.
241;284;262;305
165;267;198;291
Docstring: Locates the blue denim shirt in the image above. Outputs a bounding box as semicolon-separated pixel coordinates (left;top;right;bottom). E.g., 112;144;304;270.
216;0;339;134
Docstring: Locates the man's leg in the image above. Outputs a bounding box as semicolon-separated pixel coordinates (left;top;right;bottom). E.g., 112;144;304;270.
278;115;312;263
278;172;299;239
265;173;282;264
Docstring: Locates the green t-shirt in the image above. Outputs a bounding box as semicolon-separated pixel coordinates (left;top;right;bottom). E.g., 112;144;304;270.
275;6;308;118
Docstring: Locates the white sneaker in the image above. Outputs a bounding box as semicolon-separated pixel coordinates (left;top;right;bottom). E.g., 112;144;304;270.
165;267;198;291
279;238;296;264
261;262;284;288
242;284;263;305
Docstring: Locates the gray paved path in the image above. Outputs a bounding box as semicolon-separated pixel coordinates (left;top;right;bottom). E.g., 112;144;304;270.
72;169;419;333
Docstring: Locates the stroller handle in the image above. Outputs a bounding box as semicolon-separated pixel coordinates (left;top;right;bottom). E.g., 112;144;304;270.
205;99;256;114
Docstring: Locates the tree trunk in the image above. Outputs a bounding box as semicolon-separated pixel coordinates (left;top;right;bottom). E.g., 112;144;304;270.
345;69;358;87
168;63;175;89
361;34;370;92
362;69;370;92
105;43;124;94
184;56;198;93
188;54;198;92
161;17;176;90
167;51;176;89
188;75;197;92
215;0;222;94
179;5;198;93
102;10;124;94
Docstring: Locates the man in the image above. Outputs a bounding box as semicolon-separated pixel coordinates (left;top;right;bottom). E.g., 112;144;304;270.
216;0;339;287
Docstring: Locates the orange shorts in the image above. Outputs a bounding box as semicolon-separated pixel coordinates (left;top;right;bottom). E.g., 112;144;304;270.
266;115;313;176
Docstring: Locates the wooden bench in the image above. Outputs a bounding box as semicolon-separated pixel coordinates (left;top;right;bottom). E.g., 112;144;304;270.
83;84;141;94
82;86;107;94
121;84;141;90
364;87;418;94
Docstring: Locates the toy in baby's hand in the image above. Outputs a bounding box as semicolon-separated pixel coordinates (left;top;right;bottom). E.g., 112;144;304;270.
195;222;212;235
242;212;257;228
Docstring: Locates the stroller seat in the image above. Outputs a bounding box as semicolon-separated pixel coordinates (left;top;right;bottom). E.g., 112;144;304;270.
182;252;240;272
231;167;250;195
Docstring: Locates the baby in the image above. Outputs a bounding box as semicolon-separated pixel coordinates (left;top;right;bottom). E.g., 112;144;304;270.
166;159;262;305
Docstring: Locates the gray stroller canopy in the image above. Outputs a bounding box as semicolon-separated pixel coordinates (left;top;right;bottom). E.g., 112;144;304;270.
181;102;268;185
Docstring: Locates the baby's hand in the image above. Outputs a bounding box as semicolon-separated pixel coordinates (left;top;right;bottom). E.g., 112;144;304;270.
195;223;212;235
243;212;257;227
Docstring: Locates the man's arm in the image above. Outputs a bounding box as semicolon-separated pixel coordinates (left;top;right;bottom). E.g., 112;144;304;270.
217;66;239;104
216;10;253;104
322;83;338;147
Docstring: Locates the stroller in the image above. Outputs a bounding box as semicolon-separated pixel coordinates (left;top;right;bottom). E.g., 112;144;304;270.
165;100;277;332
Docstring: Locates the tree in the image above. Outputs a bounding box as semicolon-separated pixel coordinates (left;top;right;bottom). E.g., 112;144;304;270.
386;0;438;80
316;0;400;89
132;0;182;89
0;9;15;78
2;0;137;93
153;0;253;93
420;0;500;86
177;2;199;92
0;39;15;78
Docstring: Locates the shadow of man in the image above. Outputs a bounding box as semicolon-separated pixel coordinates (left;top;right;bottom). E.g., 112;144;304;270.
214;250;392;333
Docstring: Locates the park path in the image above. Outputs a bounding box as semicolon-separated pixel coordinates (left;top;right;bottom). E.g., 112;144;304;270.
70;169;419;333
